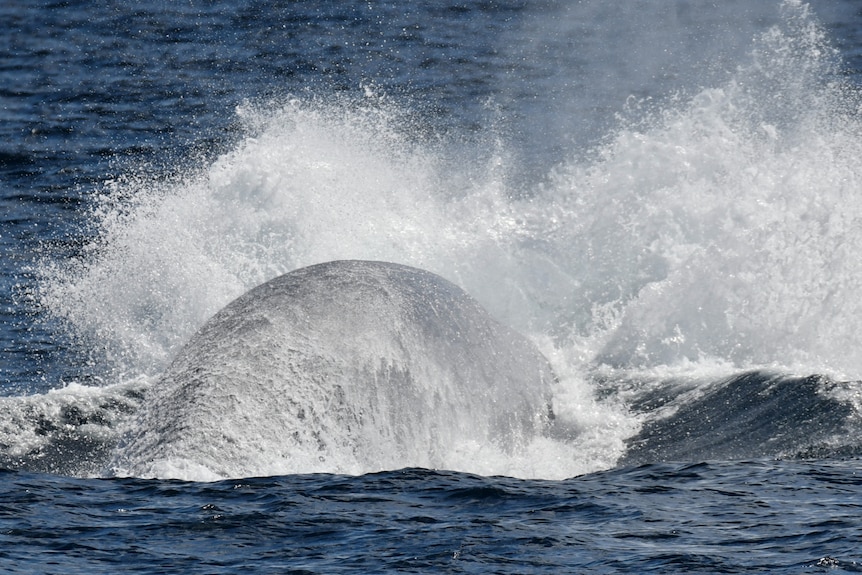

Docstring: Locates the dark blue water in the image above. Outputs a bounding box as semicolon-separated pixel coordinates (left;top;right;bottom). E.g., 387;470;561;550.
3;463;861;574
3;0;862;572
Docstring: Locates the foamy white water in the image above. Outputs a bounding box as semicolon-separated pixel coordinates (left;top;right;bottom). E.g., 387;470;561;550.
33;0;862;480
565;2;862;377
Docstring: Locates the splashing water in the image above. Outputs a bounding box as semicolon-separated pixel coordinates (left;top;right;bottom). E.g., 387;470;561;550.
36;1;862;479
555;1;862;376
41;94;528;378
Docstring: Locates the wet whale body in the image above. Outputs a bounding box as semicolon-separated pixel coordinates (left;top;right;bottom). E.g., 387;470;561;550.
110;260;557;480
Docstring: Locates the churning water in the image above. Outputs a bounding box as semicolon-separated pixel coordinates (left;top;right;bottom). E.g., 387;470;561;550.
18;0;861;481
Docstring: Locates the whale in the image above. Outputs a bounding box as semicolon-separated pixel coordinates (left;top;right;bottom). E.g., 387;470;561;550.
110;260;557;479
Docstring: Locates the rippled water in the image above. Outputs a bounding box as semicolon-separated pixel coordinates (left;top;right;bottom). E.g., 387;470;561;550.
3;462;861;574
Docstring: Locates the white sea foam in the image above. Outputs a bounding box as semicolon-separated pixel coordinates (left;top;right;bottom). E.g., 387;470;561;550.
549;1;862;377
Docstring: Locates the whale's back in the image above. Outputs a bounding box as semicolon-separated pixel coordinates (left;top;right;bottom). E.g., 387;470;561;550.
111;260;556;479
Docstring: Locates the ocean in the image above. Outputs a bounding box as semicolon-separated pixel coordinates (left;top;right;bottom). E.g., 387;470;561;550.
2;0;862;572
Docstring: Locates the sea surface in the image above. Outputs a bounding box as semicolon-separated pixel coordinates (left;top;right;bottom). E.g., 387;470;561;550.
3;0;862;572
